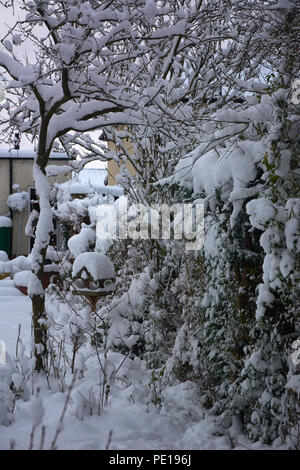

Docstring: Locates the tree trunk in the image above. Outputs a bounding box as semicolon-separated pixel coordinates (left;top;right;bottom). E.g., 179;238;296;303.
31;290;48;372
29;154;53;372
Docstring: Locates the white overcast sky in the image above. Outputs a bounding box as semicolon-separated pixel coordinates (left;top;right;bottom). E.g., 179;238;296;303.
1;2;21;29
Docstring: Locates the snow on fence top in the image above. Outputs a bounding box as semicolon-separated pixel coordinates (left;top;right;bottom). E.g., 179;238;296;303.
0;149;68;159
72;252;115;281
59;180;123;198
0;216;12;228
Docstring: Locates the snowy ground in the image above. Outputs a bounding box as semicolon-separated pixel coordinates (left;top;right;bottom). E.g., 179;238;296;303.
0;279;280;450
0;279;32;358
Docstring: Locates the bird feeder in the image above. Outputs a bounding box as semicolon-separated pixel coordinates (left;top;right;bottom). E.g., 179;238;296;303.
72;252;116;311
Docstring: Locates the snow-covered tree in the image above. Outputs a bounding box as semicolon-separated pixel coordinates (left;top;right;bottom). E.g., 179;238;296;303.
0;0;233;371
1;0;298;447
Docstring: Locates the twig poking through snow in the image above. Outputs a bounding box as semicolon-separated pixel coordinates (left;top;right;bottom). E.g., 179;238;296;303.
105;430;113;450
49;372;77;450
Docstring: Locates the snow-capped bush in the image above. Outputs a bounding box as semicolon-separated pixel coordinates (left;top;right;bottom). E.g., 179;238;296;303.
0;251;9;262
0;361;15;426
14;271;32;288
68;226;96;258
7;192;29;212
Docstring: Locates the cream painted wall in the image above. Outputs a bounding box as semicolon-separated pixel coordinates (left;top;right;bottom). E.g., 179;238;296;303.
0;160;10;215
0;158;70;257
12;159;35;256
107;158;137;186
106;129;137;186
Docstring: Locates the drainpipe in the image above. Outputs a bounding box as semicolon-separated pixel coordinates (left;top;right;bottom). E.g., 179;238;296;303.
9;132;20;259
9;153;13;259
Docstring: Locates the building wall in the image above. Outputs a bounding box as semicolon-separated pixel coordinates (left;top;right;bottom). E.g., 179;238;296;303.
106;130;137;186
0;158;70;257
0;160;10;215
12;159;35;256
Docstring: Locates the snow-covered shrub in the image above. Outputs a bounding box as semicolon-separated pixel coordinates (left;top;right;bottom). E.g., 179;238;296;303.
0;360;16;425
68;226;96;258
45;287;91;379
14;270;32;288
168;69;300;444
73;385;100;421
0;250;9;262
7;192;29;212
283;341;300;449
0;255;32;278
0;333;34;427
